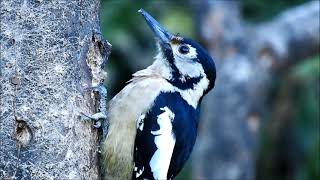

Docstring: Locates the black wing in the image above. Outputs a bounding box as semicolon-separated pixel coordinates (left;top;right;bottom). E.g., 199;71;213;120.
133;92;200;180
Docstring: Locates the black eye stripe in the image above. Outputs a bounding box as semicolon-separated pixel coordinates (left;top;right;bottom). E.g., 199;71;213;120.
178;45;189;54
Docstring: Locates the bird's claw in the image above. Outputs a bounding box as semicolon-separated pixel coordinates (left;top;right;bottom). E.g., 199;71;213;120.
80;112;107;128
80;84;108;144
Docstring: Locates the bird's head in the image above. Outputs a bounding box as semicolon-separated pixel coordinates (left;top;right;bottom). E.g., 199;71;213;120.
139;9;216;94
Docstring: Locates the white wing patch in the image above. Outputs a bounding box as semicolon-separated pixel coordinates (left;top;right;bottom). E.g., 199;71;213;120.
135;166;144;178
149;107;176;179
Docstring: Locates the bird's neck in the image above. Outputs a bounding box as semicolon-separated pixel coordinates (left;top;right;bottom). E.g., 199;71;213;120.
133;59;209;109
148;56;173;80
177;77;209;108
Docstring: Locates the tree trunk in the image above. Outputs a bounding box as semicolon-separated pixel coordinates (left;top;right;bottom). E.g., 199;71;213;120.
192;1;319;179
0;0;110;179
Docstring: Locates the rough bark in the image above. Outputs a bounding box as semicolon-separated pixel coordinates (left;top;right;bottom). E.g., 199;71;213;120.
192;1;319;179
0;0;110;179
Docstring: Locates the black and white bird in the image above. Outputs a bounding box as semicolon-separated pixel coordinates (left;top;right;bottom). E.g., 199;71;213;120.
102;9;216;180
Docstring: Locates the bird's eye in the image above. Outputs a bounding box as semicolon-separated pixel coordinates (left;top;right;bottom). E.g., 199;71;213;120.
178;45;190;54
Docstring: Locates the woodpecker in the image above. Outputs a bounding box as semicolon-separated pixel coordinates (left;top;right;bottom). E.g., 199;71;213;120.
102;9;216;180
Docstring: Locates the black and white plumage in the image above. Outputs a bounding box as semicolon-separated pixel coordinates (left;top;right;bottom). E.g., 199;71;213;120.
133;92;200;179
102;9;216;180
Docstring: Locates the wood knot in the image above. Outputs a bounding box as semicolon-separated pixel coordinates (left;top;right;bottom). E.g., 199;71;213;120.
10;76;21;86
15;118;33;147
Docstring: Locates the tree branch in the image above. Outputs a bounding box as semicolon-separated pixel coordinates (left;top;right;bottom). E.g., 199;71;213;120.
255;0;320;68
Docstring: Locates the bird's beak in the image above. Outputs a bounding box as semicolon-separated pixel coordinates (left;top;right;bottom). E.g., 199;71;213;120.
139;9;173;46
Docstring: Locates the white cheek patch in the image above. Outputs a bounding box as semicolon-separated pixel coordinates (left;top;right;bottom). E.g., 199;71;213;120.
171;44;205;78
175;60;204;79
171;44;198;61
172;44;198;59
179;76;210;108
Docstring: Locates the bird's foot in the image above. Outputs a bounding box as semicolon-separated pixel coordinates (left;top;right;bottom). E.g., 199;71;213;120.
80;84;108;141
80;111;108;144
80;112;107;128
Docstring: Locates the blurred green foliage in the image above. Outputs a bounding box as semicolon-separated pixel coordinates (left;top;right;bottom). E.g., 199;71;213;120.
257;55;319;180
286;56;319;180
